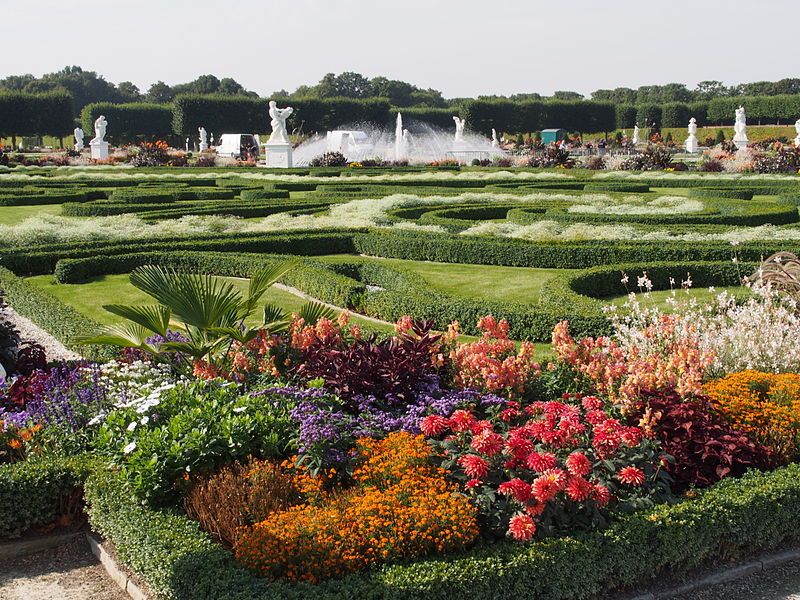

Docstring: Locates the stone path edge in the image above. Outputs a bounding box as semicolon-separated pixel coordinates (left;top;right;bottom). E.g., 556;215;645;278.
84;530;800;600
0;530;794;599
85;533;148;600
622;546;800;600
0;531;82;560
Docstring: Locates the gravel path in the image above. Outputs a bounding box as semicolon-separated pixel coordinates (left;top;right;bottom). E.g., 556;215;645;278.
0;536;128;600
2;306;81;363
669;559;800;600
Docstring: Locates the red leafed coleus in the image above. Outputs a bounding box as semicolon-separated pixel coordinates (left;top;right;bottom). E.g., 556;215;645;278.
423;394;672;541
628;390;777;492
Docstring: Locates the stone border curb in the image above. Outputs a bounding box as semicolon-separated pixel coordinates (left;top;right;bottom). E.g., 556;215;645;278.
623;546;800;600
86;532;148;600
0;531;82;560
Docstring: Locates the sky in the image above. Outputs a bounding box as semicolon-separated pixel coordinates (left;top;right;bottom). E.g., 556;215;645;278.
5;0;800;99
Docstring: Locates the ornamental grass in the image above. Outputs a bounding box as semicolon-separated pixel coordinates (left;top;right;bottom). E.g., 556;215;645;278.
705;370;800;462
234;431;478;583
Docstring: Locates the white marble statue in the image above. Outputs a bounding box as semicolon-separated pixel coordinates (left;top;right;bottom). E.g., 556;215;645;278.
491;128;499;148
185;137;189;152
268;101;293;145
198;126;208;151
794;118;800;147
91;115;107;144
453;116;466;143
733;106;748;150
632;125;640;145
74;127;85;151
685;117;699;153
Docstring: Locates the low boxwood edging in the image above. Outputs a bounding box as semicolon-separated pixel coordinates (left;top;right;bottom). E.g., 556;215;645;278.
83;463;800;600
0;455;98;538
0;266;117;361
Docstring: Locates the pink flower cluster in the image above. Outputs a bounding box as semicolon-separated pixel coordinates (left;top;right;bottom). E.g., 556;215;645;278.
422;396;659;541
551;320;712;405
450;316;541;396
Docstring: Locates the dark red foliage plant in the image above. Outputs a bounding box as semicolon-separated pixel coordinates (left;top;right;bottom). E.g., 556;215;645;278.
629;390;777;493
294;320;443;406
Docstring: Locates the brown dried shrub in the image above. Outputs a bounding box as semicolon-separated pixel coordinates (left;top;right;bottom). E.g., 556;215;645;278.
182;460;302;548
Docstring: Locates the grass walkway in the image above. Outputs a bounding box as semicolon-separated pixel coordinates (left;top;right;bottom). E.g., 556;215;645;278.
25;272;554;362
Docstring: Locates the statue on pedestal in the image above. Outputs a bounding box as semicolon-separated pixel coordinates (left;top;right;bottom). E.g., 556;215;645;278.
685;117;699;153
74;127;85;151
268;101;293;145
198;127;208;151
733;106;748;149
632;125;640;146
794;118;800;147
453;116;466;143
491;128;499;148
91;115;107;144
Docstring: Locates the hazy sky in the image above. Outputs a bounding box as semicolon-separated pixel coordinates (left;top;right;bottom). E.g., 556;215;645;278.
6;0;800;98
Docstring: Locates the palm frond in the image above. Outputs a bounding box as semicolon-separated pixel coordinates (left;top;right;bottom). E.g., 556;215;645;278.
102;304;171;337
129;265;243;329
72;322;156;350
243;259;300;315
298;300;337;326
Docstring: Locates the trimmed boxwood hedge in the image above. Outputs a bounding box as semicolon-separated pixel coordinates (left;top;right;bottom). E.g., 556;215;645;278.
351;230;792;270
0;266;116;361
688;187;755;200
0;456;98;539
583;182;651;193
83;462;800;600
538;261;754;316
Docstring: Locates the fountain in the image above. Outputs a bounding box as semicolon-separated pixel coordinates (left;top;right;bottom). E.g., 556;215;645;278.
292;111;503;166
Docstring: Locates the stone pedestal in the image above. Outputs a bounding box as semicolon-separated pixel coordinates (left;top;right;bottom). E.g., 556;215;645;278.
264;142;292;168
794;135;800;147
733;137;748;151
685;135;699;153
199;142;208;152
90;141;109;160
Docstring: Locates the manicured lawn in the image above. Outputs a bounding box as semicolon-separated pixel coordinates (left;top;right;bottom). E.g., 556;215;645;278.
25;272;554;362
25;273;394;332
0;204;63;225
316;255;574;305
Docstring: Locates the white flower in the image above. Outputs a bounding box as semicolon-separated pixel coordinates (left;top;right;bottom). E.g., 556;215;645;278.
232;406;247;413
730;240;740;246
140;416;149;425
123;442;137;454
620;272;629;285
126;421;137;431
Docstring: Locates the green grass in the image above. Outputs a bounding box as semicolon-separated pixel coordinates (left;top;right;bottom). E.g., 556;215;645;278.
25;272;554;361
606;285;747;311
316;255;574;305
0;204;63;225
24;273;395;333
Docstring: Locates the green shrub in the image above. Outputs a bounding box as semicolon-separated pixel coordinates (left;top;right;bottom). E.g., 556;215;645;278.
0;266;116;360
94;382;297;506
0;455;98;538
83;461;800;600
688;187;755;200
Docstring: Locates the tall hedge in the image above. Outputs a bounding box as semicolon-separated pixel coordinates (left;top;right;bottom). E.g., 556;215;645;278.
635;104;663;130
661;103;690;128
400;107;462;131
171;95;392;136
706;95;800;126
81;102;174;143
0;91;74;138
615;105;637;129
461;100;616;135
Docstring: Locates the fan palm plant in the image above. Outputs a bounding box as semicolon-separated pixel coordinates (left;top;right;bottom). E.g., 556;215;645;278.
74;260;334;372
